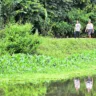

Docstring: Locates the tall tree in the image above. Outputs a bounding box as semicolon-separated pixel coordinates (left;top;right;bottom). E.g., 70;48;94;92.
0;0;3;29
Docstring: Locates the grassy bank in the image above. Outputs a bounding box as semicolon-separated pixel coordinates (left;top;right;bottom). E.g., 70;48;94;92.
0;48;96;82
0;38;96;81
37;37;96;58
0;38;96;96
0;49;96;73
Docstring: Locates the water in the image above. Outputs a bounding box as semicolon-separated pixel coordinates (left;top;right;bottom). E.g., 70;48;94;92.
46;76;95;96
0;76;96;96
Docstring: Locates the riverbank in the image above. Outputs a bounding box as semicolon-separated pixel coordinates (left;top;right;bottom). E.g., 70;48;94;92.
0;38;96;96
0;38;96;82
37;37;96;58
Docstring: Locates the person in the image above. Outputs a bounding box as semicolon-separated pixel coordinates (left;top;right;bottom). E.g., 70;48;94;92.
74;20;81;38
74;78;80;91
85;20;94;38
85;77;93;93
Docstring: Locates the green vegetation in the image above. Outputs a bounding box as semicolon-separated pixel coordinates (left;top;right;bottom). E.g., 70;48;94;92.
0;38;96;78
1;0;96;37
37;37;96;58
0;38;96;96
0;50;95;74
0;0;96;95
0;82;47;96
0;48;96;75
0;23;40;55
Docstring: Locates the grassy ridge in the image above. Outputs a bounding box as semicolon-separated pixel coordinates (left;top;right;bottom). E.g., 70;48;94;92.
0;38;96;82
37;38;96;58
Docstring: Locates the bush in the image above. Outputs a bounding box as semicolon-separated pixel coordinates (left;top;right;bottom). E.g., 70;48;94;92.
0;29;5;39
52;22;73;38
0;23;40;55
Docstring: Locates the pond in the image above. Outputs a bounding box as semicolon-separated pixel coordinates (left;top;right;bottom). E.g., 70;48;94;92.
46;76;95;96
0;76;96;96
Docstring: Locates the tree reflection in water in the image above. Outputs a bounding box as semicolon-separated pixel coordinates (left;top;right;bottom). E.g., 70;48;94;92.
46;76;94;96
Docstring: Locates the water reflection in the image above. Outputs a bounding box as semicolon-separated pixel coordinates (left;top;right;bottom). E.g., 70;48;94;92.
85;77;93;93
46;76;94;96
74;78;80;91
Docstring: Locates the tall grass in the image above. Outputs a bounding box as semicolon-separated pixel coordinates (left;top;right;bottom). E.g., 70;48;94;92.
0;50;96;74
37;37;96;58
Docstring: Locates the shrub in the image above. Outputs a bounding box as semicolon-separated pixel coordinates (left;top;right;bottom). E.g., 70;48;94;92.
0;29;5;39
52;22;73;38
0;23;40;55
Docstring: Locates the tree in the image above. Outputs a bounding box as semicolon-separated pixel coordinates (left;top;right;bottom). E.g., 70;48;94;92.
0;0;3;29
1;0;96;37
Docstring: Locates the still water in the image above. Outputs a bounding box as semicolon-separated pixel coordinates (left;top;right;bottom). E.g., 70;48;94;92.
46;76;96;96
0;76;96;96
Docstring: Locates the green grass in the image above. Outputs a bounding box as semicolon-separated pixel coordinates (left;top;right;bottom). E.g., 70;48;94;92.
0;50;95;73
0;49;96;81
37;37;96;58
0;37;96;81
0;37;96;96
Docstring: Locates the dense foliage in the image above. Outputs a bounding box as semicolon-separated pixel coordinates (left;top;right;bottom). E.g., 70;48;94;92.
0;50;96;74
0;1;96;95
1;0;96;37
0;23;40;55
